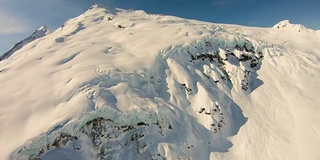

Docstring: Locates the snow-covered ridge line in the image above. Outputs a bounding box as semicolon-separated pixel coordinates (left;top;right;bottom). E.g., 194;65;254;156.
0;26;51;61
273;19;316;33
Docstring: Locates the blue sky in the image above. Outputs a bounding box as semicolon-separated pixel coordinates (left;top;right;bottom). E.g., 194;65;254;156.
0;0;319;54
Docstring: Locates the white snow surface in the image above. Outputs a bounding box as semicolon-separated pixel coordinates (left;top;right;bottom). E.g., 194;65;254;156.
0;4;320;160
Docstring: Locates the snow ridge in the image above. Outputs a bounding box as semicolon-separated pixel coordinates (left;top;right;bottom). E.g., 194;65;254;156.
273;20;315;33
0;25;51;61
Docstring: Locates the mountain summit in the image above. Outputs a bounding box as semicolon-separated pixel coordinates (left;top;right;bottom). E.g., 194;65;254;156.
0;25;51;61
1;5;320;160
273;19;315;33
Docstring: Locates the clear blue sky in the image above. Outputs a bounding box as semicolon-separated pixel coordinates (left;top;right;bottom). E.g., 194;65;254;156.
0;0;319;54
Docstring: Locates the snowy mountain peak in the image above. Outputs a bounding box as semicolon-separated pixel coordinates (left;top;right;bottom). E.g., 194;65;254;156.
32;25;51;37
88;3;120;15
0;25;51;61
273;20;314;33
37;25;51;32
273;19;292;27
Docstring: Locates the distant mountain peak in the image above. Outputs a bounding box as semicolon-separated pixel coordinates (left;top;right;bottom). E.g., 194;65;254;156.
273;20;293;28
37;25;51;32
0;25;51;61
88;3;120;15
273;20;314;33
31;25;51;38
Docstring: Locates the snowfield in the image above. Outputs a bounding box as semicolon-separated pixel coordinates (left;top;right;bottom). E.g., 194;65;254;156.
0;4;320;160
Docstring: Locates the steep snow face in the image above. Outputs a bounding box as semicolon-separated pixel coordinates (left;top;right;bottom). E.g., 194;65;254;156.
0;25;51;61
1;4;320;160
217;21;320;160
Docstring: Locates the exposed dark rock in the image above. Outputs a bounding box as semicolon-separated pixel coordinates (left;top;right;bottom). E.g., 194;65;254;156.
181;83;193;95
205;41;212;47
122;125;135;132
199;108;205;113
239;54;252;61
118;24;125;29
137;122;148;126
52;133;77;147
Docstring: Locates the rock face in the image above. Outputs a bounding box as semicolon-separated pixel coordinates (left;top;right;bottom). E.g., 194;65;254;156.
1;4;320;160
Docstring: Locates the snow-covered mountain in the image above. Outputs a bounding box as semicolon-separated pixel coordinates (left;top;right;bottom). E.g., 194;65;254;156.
273;20;315;33
0;26;51;61
1;4;320;160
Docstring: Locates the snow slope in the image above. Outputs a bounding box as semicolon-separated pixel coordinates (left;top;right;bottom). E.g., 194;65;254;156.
0;4;319;160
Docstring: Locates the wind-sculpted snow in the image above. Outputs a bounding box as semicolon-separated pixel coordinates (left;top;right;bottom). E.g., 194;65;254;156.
7;34;277;159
